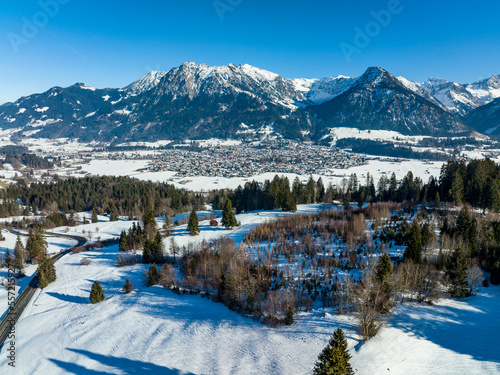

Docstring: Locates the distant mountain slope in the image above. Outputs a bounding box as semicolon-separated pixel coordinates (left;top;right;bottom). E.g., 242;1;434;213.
309;67;471;137
465;97;500;135
0;63;495;142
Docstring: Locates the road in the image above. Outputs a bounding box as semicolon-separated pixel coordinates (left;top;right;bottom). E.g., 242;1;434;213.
0;231;87;349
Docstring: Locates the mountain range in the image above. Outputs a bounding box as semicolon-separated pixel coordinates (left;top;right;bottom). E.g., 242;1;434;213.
1;63;499;143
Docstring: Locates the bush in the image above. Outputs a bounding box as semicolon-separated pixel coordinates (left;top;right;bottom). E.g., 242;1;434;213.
89;281;105;304
80;258;91;266
159;264;175;287
117;253;138;267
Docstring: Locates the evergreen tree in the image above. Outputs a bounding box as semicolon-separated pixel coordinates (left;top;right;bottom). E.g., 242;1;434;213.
123;278;133;294
91;208;98;223
38;255;56;288
119;230;128;252
146;263;158;286
451;171;464;203
222;199;237;229
305;176;316;203
313;328;354;375
187;208;199;235
447;248;470;298
375;253;393;313
316;177;325;203
13;235;26;276
89;281;105;303
404;220;422;263
284;304;294;325
389;172;398;201
142;203;157;241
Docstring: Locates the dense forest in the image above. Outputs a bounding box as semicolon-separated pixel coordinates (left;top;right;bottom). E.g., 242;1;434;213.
1;176;204;218
208;159;500;214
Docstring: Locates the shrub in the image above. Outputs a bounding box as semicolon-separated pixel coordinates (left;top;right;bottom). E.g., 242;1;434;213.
80;258;91;266
117;253;138;267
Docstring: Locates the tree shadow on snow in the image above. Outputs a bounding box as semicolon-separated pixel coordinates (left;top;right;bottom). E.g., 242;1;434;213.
46;292;89;305
50;348;195;375
389;292;500;363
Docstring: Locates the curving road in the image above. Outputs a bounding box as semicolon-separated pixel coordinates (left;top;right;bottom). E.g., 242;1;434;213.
0;231;87;349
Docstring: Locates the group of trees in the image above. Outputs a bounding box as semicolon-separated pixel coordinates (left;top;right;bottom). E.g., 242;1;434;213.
2;176;199;218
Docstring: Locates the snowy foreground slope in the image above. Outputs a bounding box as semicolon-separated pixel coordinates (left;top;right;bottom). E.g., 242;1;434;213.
1;207;499;374
1;242;499;375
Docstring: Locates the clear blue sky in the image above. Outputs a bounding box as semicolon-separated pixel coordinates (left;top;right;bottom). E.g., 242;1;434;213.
1;0;499;104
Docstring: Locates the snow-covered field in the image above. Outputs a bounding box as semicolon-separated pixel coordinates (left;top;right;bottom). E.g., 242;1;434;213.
1;238;498;374
68;158;444;192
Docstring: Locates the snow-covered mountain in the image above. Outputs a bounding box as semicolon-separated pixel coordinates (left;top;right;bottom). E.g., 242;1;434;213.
0;63;497;142
465;97;500;135
466;75;500;106
310;67;471;138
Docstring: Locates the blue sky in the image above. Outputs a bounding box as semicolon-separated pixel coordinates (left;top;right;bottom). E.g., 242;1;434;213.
1;0;499;104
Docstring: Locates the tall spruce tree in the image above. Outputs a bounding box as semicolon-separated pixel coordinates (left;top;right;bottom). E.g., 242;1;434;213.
222;199;237;229
13;235;26;276
447;248;470;298
90;281;105;303
38;255;56;288
91;208;98;223
314;328;354;375
187;208;199;235
404;220;422;263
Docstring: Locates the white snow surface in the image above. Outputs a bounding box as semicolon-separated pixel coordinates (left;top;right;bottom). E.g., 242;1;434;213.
0;209;499;374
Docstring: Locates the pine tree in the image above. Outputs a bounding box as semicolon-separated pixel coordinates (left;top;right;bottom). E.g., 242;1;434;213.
404;220;422;263
146;263;158;286
316;177;325;203
375;253;393;313
222;199;237;229
284;304;294;325
91;208;98;223
90;281;105;303
451;171;464;203
13;235;26;276
313;328;354;375
447;248;469;298
38;255;56;288
142;203;157;241
123;278;133;294
187;208;199;235
119;230;128;252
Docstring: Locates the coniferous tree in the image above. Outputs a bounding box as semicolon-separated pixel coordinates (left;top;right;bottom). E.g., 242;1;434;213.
222;199;237;229
123;278;133;294
38;255;56;288
404;220;422;263
146;263;158;286
187;208;199;235
313;328;354;375
447;248;470;298
375;253;393;313
91;208;98;223
13;235;27;276
142;203;157;241
90;281;105;303
316;177;325;203
119;230;128;252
